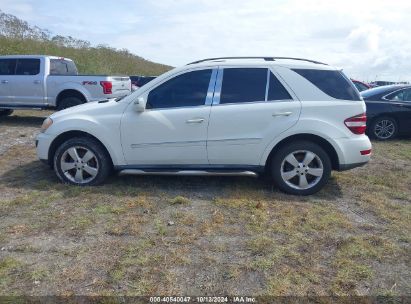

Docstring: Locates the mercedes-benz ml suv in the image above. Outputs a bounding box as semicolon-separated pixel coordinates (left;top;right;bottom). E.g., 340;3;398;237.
36;57;371;195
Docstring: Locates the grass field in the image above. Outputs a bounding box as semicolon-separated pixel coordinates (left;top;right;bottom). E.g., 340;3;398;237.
0;110;410;297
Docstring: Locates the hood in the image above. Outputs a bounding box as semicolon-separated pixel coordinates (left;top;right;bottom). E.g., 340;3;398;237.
50;98;124;121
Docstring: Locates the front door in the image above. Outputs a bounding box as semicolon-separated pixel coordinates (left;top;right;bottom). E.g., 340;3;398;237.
121;68;216;166
0;58;16;104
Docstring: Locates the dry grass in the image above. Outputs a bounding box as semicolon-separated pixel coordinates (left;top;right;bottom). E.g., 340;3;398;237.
0;111;410;297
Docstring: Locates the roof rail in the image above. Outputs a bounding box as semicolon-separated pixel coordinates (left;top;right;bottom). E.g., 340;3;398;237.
187;56;328;65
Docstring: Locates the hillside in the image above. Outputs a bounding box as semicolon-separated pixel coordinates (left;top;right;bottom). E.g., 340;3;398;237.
0;10;172;75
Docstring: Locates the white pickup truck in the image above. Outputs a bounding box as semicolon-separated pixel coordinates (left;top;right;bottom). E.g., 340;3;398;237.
0;55;131;116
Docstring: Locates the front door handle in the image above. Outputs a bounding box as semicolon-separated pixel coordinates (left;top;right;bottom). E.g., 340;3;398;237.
272;111;292;117
186;118;205;124
1;80;8;84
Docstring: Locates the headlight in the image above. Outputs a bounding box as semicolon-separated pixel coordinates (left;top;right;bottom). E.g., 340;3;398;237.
40;117;53;133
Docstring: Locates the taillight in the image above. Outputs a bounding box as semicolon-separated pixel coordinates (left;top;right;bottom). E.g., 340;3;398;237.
100;81;113;94
344;113;367;134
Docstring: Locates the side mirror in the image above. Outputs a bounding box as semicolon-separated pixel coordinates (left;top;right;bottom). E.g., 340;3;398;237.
133;96;146;112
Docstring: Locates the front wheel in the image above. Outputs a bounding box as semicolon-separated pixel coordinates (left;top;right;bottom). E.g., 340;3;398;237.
271;141;331;195
53;137;112;186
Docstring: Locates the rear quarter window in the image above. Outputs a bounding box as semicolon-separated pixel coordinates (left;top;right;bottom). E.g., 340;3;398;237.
293;69;360;101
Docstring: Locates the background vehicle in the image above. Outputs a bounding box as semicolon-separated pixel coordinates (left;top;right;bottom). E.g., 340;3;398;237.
36;57;371;195
0;55;131;114
130;75;156;91
361;85;411;140
351;79;371;92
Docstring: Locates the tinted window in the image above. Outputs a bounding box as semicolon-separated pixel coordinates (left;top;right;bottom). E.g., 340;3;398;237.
353;81;368;92
15;59;40;75
293;69;360;101
220;68;267;104
387;88;411;102
147;69;212;109
50;59;78;75
268;72;292;100
0;59;16;75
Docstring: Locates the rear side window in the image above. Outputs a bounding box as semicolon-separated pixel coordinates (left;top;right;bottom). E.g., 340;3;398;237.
220;68;267;104
15;59;40;75
268;72;292;100
293;69;360;101
386;88;411;102
147;69;212;109
0;59;16;75
50;59;78;75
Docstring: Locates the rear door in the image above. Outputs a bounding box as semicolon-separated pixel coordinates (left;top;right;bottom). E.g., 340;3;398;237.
207;67;301;165
0;59;16;104
386;88;411;130
9;58;45;106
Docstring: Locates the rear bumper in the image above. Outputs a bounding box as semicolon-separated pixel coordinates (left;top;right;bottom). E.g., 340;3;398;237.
334;135;372;170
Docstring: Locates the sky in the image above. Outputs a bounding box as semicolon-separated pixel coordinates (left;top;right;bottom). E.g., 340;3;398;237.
1;0;410;82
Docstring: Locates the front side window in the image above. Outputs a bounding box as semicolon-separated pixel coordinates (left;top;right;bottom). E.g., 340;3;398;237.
0;59;16;75
293;69;361;101
147;69;212;109
220;68;267;104
15;59;40;75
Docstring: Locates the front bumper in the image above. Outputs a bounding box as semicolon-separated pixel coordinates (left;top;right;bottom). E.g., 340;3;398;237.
36;132;54;164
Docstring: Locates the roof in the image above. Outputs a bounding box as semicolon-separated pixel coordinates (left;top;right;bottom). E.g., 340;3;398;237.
0;55;73;61
184;56;337;70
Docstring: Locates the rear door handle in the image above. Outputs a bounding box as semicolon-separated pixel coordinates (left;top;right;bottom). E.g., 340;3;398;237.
1;80;8;84
33;80;41;84
186;118;205;124
272;111;292;117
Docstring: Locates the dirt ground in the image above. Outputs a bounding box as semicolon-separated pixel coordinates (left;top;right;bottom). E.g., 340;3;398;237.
0;110;410;297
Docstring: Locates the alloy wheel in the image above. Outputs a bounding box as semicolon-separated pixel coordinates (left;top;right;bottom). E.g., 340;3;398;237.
280;150;324;190
60;146;99;184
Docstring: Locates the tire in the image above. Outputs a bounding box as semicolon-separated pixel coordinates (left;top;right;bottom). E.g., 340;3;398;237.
57;96;84;111
53;137;112;186
369;116;398;140
0;109;14;117
271;141;331;195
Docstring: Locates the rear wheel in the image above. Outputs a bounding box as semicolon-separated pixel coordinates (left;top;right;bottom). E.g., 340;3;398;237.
57;97;84;111
0;109;13;117
271;141;331;195
369;116;398;140
53;137;112;186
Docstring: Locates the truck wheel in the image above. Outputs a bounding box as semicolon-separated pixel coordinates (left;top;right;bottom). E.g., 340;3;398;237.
271;141;331;195
53;137;112;186
0;109;14;117
57;97;84;111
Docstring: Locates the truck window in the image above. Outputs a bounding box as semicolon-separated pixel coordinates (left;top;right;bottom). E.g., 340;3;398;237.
0;59;16;75
50;59;78;75
15;59;40;75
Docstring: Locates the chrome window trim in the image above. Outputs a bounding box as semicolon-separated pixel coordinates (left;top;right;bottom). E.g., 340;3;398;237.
212;68;224;105
211;99;293;107
205;68;218;106
264;68;270;101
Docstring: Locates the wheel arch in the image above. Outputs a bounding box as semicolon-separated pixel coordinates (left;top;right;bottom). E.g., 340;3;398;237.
56;90;87;108
48;130;113;168
264;133;340;171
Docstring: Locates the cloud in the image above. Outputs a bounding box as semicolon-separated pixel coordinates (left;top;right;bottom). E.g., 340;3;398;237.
1;0;411;81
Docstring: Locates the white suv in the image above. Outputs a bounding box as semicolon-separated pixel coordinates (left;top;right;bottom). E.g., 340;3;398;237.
36;57;372;195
